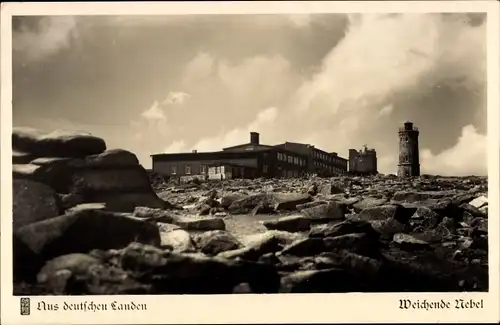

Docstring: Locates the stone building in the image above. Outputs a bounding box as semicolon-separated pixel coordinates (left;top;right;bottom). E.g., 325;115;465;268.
150;132;348;179
274;142;348;176
151;132;309;179
397;121;420;177
348;145;378;175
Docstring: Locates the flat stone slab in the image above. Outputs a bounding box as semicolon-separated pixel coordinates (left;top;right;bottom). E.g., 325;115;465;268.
12;127;106;158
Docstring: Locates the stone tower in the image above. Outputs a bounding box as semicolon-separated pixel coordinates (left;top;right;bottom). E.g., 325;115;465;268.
397;121;420;177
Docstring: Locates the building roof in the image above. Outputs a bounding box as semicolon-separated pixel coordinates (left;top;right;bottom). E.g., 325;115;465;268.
150;149;268;160
222;143;276;151
275;141;348;160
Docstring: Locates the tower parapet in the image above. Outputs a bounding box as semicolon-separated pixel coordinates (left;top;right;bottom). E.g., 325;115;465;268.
397;121;420;177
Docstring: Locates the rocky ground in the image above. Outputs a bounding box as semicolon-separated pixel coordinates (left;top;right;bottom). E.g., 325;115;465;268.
12;128;489;295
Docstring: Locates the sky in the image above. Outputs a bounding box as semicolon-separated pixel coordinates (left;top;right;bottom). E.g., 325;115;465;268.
12;13;487;175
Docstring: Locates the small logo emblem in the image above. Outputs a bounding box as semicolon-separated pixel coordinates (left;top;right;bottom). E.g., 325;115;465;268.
20;297;30;316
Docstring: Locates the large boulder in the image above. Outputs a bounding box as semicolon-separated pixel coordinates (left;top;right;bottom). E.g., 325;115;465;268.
296;201;328;211
411;207;442;230
280;268;354;293
83;149;139;167
300;201;346;223
12;150;37;164
13;179;60;230
219;194;245;208
173;216;226;231
380;247;488;292
217;232;283;261
228;193;311;214
13;234;45;283
96;192;167;213
273;193;312;211
392;233;430;249
263;215;311;232
118;243;281;294
133;206;174;223
14;209;161;262
159;229;196;252
280;238;326;257
12;127;106;158
468;196;488;209
13;163;67;192
352;204;413;223
228;193;272;214
323;233;380;257
36;253;102;294
318;183;344;196
309;219;379;239
391;190;456;203
70;167;153;195
192;230;243;256
352;197;388;212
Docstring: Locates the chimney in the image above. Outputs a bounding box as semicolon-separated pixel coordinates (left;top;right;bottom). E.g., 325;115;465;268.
250;132;260;145
192;149;197;153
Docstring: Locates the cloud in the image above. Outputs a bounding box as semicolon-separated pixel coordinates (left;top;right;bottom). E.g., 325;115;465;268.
156;14;485;176
378;104;394;117
181;52;215;86
162;91;191;105
280;13;486;174
13;16;78;62
217;55;295;101
141;101;166;121
420;124;487;176
164;140;187;153
294;14;473;114
163;106;279;153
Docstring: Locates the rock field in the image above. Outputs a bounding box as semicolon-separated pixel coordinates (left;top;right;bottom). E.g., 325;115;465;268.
12;128;489;295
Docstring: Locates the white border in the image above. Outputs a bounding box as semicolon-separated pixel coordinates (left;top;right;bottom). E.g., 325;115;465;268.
1;2;499;324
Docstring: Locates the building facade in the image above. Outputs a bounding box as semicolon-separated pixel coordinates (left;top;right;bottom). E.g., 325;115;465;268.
207;162;258;180
274;142;348;176
348;145;378;175
151;132;349;179
397;121;420;177
151;133;309;179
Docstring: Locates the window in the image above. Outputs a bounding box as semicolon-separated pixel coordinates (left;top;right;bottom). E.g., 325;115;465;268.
263;164;268;173
294;157;298;165
171;165;177;175
277;153;282;161
288;156;292;163
200;165;206;174
283;154;288;162
185;165;191;174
